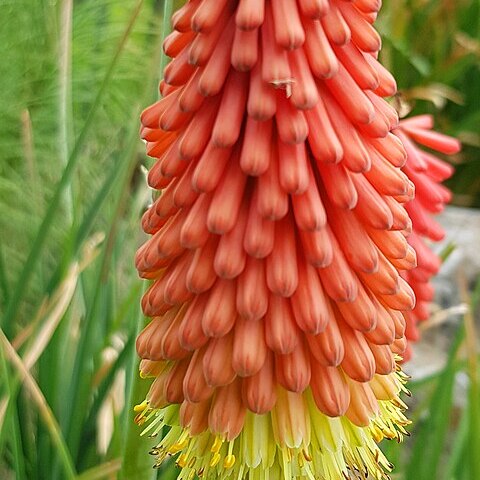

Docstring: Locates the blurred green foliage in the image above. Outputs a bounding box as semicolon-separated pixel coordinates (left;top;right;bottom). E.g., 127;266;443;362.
380;0;480;206
0;0;165;478
0;1;478;480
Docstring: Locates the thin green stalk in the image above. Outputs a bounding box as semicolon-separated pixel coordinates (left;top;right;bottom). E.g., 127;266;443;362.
0;349;26;479
21;109;42;218
0;234;103;458
159;0;175;76
0;244;10;307
445;402;470;478
0;2;147;471
1;0;145;334
58;0;74;223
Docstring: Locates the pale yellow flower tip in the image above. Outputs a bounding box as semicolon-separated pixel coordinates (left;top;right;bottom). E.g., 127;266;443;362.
135;371;410;480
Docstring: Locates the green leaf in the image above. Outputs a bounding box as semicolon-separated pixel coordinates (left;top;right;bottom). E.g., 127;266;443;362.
405;325;465;480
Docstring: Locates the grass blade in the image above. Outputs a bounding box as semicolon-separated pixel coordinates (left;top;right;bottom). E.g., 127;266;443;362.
460;274;480;480
58;0;74;222
76;459;122;480
0;244;10;307
0;233;102;432
159;0;175;75
0;328;77;480
405;324;465;480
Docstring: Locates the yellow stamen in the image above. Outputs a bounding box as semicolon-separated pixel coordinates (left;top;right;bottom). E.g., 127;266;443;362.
302;448;312;462
176;453;188;468
210;452;221;467
134;400;148;413
370;424;384;443
211;436;223;453
169;438;189;455
223;455;236;469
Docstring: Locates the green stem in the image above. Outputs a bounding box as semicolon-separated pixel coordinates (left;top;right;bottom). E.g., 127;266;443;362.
159;0;175;76
0;348;27;479
58;0;75;223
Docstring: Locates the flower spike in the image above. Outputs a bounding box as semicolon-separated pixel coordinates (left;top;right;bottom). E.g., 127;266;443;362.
394;116;459;358
134;1;456;479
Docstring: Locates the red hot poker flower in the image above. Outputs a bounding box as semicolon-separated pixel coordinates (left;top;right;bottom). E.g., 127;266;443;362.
134;1;415;479
395;115;460;359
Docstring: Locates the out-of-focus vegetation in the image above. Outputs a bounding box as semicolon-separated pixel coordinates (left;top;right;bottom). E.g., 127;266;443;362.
380;0;480;206
0;1;478;480
0;1;166;479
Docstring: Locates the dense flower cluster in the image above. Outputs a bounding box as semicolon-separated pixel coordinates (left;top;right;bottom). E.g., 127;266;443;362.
132;1;455;479
395;116;459;358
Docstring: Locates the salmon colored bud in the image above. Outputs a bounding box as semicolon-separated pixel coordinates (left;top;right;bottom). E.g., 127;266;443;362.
232;317;267;377
310;362;350;417
306;313;345;367
242;352;277;414
183;348;214;403
345;378;379;427
231;27;258;72
180;398;211;436
236;257;269;321
291;258;330;334
201;278;236;337
133;2;456;479
160;307;191;361
369;342;396;375
146;369;170;409
275;340;311;393
139;309;177;360
265;294;299;354
202;332;236;387
240;117;273;176
236;0;264;31
208;380;246;441
339;320;376;383
164;357;190;404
